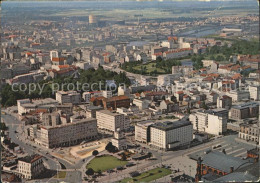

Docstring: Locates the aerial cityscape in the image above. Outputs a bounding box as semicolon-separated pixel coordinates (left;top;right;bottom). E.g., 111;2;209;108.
0;0;259;182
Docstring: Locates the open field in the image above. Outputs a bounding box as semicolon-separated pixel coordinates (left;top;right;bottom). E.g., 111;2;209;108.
119;168;172;183
86;155;128;172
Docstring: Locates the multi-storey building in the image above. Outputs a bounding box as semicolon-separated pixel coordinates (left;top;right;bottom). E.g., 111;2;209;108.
86;105;103;118
150;120;193;150
56;91;81;104
230;102;259;120
36;118;98;148
189;108;228;135
18;154;45;180
102;95;130;110
17;98;59;115
249;85;260;101
135;121;154;143
217;95;232;109
96;110;130;132
239;123;259;143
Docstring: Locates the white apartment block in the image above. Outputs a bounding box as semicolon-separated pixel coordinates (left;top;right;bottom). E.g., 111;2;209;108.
96;110;130;132
150;120;193;150
249;85;260;101
135;121;154;143
189;109;228;135
36;118;98;148
18;155;45;180
56;90;81;104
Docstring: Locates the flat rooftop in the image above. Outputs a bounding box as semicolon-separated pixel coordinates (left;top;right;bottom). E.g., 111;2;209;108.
19;154;42;164
97;110;123;116
232;102;259;110
151;120;192;131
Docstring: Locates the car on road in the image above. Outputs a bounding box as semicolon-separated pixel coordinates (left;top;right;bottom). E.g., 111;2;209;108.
204;149;212;154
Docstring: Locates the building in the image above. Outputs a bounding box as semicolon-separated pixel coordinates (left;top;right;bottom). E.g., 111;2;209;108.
249;85;260;101
89;15;97;24
217;95;232;109
133;98;150;110
238;55;260;70
195;151;253;182
238;123;259;143
230;102;259;120
96;110;130;132
172;65;193;76
150;120;193;150
17;98;59;116
102;95;130;110
226;90;250;102
189;109;228;135
86;105;103;118
136;53;147;62
18;154;45;179
36;118;98;148
118;86;130;97
111;128;127;150
83;90;112;103
159;100;179;113
135;121;154;143
56;91;81;104
202;60;215;68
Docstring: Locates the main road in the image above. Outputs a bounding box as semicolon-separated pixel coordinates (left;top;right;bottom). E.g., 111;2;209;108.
1;112;83;182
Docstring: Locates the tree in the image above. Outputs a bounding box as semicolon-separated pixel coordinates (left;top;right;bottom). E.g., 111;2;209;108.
147;152;153;158
97;169;102;176
105;142;117;153
121;153;127;161
92;150;99;156
85;168;94;176
202;101;209;110
0;123;8;131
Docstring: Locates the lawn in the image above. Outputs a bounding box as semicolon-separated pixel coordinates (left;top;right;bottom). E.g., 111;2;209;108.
133;62;165;73
86;155;128;172
54;171;66;179
119;168;172;183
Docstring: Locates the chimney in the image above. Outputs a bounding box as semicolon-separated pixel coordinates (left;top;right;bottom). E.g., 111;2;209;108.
230;166;234;173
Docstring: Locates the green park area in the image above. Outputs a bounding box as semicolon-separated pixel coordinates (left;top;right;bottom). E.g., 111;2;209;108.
86;155;128;172
119;168;172;183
